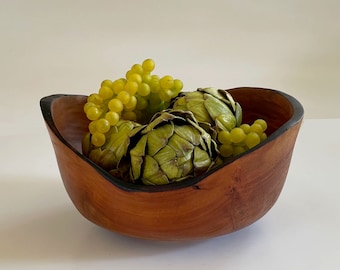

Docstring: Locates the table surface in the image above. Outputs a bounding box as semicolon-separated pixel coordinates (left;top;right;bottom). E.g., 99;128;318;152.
1;1;340;269
1;119;340;269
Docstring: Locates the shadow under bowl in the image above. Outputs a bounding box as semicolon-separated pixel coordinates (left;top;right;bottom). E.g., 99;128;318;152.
40;87;304;240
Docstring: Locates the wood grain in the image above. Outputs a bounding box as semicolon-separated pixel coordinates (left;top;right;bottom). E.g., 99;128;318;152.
41;87;303;240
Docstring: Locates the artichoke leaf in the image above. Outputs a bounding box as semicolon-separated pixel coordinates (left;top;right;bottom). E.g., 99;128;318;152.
203;93;234;120
193;146;212;172
130;134;148;181
167;133;195;157
153;145;177;165
215;113;236;132
147;123;174;156
142;155;169;185
174;125;201;146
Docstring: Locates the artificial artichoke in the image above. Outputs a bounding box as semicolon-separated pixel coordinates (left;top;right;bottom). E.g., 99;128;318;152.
172;87;242;133
129;110;219;185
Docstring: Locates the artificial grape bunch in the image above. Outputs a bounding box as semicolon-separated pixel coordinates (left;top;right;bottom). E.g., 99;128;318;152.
217;119;268;158
83;59;183;147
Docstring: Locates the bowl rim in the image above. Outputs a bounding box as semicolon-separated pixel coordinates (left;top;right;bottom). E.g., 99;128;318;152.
40;87;304;193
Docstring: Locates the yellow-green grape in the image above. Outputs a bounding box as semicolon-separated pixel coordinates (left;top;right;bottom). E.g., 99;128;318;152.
159;89;173;101
117;91;131;105
249;123;264;135
121;111;137;121
160;75;174;89
254;119;267;132
124;95;137;110
86;106;102;121
108;98;124;113
240;123;251;134
142;73;152;84
136;96;148;110
98;85;114;99
260;132;267;142
128;73;142;84
233;146;246;156
124;81;139;96
230;127;246;143
219;144;233;158
138;83;151;96
172;79;183;96
142;59;155;72
112;79;126;94
83;102;96;114
91;132;106;147
218;130;232;145
88;121;97;134
149;75;160;93
87;93;103;105
105;111;120;126
95;118;111;133
131;63;143;75
125;69;134;80
245;132;261;149
101;79;113;88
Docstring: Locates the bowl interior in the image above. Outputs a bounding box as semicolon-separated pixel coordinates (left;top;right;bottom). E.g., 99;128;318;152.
41;87;304;192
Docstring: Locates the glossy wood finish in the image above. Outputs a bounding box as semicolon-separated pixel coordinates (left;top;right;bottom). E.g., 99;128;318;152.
40;87;304;240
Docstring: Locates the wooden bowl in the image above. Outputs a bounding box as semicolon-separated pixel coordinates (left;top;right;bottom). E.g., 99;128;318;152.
40;87;304;240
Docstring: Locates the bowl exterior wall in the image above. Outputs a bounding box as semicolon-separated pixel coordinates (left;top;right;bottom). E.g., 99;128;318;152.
45;120;301;240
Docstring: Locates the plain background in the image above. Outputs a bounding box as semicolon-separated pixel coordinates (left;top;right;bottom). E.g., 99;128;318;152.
1;1;340;269
1;0;340;121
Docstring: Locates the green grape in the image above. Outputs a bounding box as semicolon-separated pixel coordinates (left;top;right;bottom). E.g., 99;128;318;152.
83;102;96;114
249;123;264;135
142;59;155;72
88;121;97;134
124;81;139;95
125;69;133;80
138;83;151;96
112;79;126;94
149;75;160;93
233;146;246;156
254;119;267;131
121;111;137;121
131;63;143;75
105;111;120;126
173;79;183;92
159;89;173;101
117;91;131;104
230;127;246;143
95;118;111;133
128;73;142;84
101;79;113;88
218;130;232;145
87;93;103;105
136;96;148;110
240;123;251;134
245;132;261;149
142;73;152;84
108;98;123;113
91;132;106;147
98;85;113;99
160;75;174;89
124;95;137;110
86;106;102;121
260;132;267;142
219;144;233;158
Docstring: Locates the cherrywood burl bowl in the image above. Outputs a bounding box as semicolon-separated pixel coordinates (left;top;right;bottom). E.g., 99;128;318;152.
40;87;303;240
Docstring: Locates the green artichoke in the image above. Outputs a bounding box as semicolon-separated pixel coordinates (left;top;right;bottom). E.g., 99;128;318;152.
82;120;143;180
172;87;242;132
129;110;219;185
